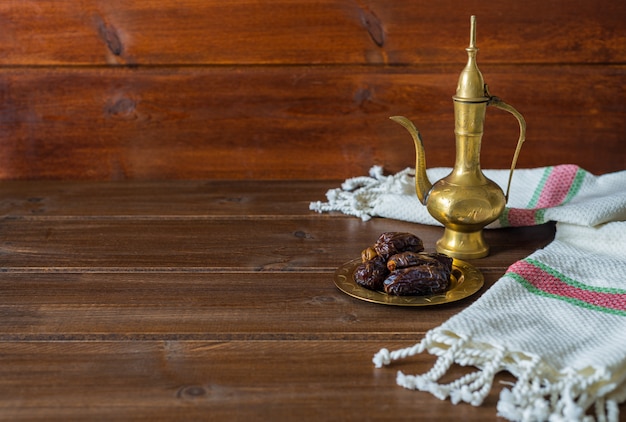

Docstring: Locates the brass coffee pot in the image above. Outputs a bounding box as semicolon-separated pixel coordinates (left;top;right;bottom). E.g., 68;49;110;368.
391;16;526;259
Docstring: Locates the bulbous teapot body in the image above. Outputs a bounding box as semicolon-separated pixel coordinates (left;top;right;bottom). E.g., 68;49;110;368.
427;170;506;259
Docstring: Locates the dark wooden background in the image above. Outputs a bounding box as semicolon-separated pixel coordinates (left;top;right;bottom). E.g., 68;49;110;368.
0;0;624;180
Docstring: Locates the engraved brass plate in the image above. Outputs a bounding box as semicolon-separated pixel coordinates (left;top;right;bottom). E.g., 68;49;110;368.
334;258;484;306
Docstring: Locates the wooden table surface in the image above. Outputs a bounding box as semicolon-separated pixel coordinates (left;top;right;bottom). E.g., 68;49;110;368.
0;180;620;421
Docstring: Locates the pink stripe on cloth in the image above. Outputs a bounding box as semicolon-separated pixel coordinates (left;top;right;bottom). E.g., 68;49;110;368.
506;208;538;227
509;260;626;312
535;164;580;207
506;165;580;226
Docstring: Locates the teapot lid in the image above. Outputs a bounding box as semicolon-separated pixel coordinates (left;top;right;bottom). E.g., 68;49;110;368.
454;16;489;103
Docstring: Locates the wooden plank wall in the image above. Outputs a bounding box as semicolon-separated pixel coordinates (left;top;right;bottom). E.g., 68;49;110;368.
0;0;624;180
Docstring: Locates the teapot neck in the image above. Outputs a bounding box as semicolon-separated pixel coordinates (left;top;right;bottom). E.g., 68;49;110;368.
452;100;487;181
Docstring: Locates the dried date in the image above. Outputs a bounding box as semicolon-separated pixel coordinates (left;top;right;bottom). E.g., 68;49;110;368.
387;251;453;272
360;246;378;262
373;232;424;260
383;265;450;296
353;255;389;291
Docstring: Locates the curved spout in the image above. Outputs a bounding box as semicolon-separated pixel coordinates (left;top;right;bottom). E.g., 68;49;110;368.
389;116;433;205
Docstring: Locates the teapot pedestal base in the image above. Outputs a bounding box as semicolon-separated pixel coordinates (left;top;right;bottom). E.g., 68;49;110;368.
436;228;489;260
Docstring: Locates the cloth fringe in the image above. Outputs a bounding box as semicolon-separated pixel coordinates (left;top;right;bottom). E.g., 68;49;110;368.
372;331;621;422
309;165;416;221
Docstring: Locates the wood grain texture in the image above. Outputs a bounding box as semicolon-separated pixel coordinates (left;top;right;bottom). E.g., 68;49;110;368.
0;340;517;421
0;216;554;271
0;180;622;420
0;180;332;217
0;1;624;180
0;0;624;66
0;271;502;339
0;182;553;339
0;66;624;180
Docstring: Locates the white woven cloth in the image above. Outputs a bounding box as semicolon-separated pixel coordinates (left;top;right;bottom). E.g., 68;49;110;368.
311;165;626;421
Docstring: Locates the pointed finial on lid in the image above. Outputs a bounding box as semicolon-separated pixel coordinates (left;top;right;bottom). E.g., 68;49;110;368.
469;15;477;49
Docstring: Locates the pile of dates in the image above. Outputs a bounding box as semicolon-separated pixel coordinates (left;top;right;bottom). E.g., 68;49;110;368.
354;232;453;296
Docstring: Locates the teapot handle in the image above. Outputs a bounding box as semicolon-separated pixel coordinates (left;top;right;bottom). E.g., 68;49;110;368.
488;96;526;202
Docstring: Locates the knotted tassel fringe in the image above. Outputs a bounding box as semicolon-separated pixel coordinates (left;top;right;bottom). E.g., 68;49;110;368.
373;331;621;422
309;166;415;221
